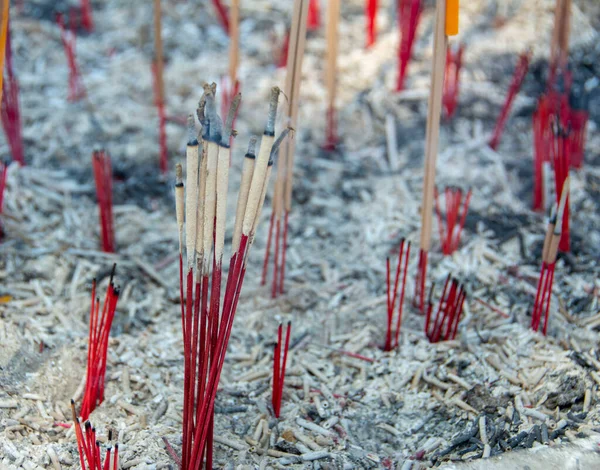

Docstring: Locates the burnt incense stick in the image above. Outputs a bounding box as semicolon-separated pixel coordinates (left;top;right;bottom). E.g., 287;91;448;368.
365;0;378;48
415;0;451;313
384;239;411;351
262;0;309;297
434;186;471;255
71;401;119;470
425;275;466;343
175;86;287;470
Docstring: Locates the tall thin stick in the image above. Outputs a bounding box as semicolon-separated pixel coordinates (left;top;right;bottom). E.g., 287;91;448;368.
549;0;571;85
0;0;9;104
415;0;449;313
262;0;309;296
153;0;168;174
324;0;340;149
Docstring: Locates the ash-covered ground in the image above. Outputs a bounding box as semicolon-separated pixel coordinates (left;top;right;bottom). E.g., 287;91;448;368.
1;0;599;469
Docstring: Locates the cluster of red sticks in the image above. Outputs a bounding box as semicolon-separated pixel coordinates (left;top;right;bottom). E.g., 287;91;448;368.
425;275;467;343
434;186;472;256
549;121;570;252
71;401;118;470
489;51;531;150
531;178;569;335
151;63;168;175
396;0;422;92
272;322;292;418
442;43;464;119
80;266;120;421
56;12;86;102
175;87;287;469
0;161;7;239
365;0;378;47
384;239;411;351
92;151;115;253
1;20;24;166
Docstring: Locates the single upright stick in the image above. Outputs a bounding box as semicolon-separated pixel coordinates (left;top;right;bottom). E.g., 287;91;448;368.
0;0;9;104
415;0;453;313
365;0;378;48
272;322;292;417
384;239;411;351
153;0;168;174
262;0;309;297
323;0;340;150
549;0;571;88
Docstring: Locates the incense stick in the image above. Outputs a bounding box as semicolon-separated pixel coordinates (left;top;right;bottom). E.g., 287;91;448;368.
415;0;448;313
324;0;340;149
262;0;309;297
0;0;9;104
153;0;168;173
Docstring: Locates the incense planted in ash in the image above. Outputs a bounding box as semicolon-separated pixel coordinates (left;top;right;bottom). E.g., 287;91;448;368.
434;186;471;256
1;18;24;166
174;85;289;469
79;265;120;421
262;0;309;297
56;12;86;102
384;239;410;351
272;322;292;418
92;150;115;253
425;275;467;343
396;0;422;92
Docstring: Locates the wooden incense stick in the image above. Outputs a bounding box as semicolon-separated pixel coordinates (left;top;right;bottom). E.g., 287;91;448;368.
229;0;240;88
262;0;309;296
324;0;340;149
550;0;571;75
153;0;165;106
0;0;9;104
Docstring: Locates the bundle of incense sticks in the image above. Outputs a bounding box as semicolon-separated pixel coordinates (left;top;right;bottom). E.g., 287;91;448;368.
307;0;320;31
1;19;24;166
549;121;570;252
262;0;309;297
568;87;588;169
211;0;230;33
272;322;292;417
324;0;340;150
0;0;9;104
56;13;86;102
489;51;531;150
442;43;464;119
415;0;458;313
71;401;119;470
175;85;289;469
384;239;411;351
80;0;94;32
365;0;378;48
153;0;168;174
425;275;467;343
92;151;115;253
0;161;7;240
531;178;569;335
395;0;422;92
80;265;120;421
434;186;472;256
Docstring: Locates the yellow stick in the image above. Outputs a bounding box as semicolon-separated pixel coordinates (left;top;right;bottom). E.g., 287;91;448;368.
0;0;10;104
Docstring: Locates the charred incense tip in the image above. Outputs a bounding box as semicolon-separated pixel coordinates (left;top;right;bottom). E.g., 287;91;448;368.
269;127;293;165
115;443;119;450
109;263;117;285
108;430;113;441
265;86;281;136
85;421;91;429
204;89;223;143
222;93;242;146
175;163;183;185
245;136;258;158
187;115;198;146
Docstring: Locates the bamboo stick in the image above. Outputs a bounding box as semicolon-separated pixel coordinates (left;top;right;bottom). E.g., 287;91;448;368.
0;0;9;104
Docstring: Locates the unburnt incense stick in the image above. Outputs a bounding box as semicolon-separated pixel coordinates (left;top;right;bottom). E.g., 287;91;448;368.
425;275;467;343
153;0;168;174
175;85;288;469
307;0;320;31
365;0;378;48
324;0;340;149
57;12;86;102
549;0;571;86
262;0;309;297
415;0;455;313
92;151;115;253
434;186;471;255
396;0;422;92
0;0;9;104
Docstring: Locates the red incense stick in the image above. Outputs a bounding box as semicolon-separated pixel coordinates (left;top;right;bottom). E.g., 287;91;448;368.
272;322;292;417
56;13;86;102
425;276;466;343
1;20;24;166
442;43;464;119
396;0;422;92
365;0;378;48
307;0;321;31
549;121;570;252
212;0;230;33
80;265;120;421
92;151;116;253
80;0;94;32
434;186;472;255
384;239;411;351
489;51;530;150
71;401;119;470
